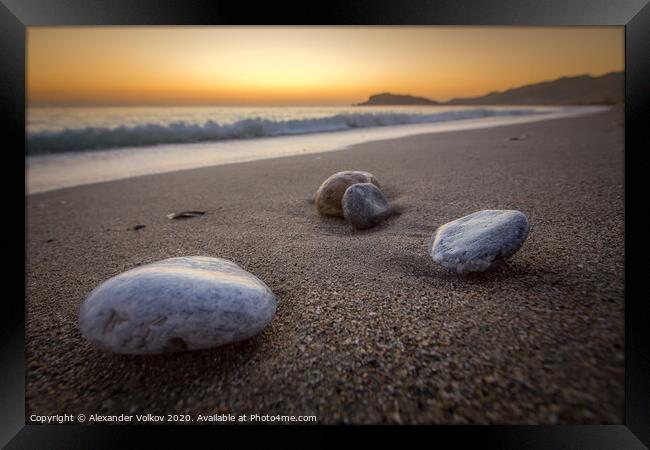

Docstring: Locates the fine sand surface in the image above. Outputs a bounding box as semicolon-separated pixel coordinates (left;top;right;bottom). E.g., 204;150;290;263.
26;108;624;424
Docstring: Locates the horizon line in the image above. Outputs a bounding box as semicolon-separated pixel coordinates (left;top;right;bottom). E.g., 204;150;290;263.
27;70;624;109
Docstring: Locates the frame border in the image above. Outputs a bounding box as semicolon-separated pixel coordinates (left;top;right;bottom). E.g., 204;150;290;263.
2;0;648;447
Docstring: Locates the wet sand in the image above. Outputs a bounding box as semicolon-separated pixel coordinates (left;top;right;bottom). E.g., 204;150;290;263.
26;107;624;424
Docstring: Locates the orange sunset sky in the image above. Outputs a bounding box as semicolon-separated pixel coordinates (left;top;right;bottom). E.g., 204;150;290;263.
27;27;624;106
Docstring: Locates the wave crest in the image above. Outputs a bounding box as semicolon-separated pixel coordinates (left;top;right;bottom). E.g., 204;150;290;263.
27;109;540;154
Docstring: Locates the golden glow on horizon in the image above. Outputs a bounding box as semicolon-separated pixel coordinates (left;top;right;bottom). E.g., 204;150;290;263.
27;27;624;106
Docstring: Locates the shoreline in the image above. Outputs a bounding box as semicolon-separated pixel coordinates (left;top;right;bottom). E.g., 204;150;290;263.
27;106;608;194
26;108;624;424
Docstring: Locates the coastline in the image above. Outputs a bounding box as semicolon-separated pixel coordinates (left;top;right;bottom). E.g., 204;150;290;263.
26;106;608;194
26;108;624;424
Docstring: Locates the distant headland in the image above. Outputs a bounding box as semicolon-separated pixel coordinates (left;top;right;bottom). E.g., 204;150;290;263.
355;72;624;106
354;93;441;106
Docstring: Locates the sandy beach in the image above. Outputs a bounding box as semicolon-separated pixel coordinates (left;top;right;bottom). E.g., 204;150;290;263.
26;107;624;424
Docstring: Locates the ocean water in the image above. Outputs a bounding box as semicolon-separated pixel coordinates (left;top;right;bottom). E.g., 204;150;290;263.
27;105;555;154
26;105;608;193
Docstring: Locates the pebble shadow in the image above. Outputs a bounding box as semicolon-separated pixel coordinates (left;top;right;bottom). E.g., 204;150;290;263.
435;261;542;284
90;332;268;378
390;253;542;285
313;200;406;236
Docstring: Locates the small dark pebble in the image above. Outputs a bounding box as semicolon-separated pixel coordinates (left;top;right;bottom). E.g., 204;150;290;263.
506;135;527;141
44;239;55;243
167;211;206;220
133;225;146;231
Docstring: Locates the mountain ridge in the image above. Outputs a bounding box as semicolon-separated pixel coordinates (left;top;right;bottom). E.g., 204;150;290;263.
355;72;624;106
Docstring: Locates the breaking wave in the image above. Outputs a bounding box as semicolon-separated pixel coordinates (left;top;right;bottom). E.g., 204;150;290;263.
27;109;541;154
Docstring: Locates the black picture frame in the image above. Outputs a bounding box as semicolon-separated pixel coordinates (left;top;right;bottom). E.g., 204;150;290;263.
1;0;648;447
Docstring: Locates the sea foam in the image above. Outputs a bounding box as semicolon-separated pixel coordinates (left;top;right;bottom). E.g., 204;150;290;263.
27;109;540;154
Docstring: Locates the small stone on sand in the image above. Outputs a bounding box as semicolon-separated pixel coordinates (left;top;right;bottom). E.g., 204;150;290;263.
315;171;379;217
342;183;391;230
430;209;529;274
79;256;276;354
167;211;205;220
